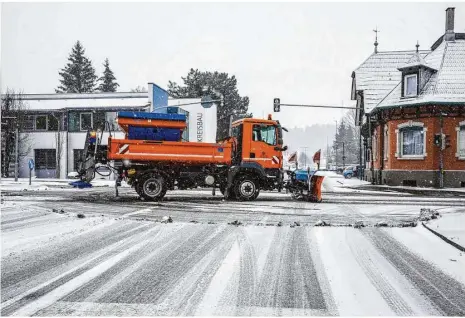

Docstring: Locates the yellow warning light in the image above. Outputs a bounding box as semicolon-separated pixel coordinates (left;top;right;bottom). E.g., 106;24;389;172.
268;114;272;120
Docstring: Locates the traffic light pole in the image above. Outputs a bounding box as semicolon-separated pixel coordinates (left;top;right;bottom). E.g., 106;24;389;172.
280;103;357;110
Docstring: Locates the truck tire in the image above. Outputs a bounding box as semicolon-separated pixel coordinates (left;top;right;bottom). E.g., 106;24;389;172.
234;175;260;201
139;173;167;201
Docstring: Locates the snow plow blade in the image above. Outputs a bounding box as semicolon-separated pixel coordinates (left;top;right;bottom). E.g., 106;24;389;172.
286;170;325;202
308;175;324;202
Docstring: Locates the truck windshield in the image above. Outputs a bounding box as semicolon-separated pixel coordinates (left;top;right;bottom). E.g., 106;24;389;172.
253;124;276;145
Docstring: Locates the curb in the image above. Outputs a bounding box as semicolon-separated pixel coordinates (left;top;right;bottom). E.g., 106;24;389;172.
350;185;465;197
422;222;465;252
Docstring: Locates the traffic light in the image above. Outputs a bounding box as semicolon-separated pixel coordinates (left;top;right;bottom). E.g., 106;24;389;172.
444;134;451;149
434;134;442;147
440;134;451;150
273;98;280;112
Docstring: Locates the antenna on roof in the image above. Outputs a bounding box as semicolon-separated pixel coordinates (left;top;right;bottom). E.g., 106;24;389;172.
373;27;380;53
416;40;420;53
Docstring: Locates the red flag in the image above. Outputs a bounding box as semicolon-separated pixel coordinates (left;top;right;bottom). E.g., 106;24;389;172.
288;152;297;162
313;149;321;163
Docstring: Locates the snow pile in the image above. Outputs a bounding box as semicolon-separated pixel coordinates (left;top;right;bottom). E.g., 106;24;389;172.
419;208;440;221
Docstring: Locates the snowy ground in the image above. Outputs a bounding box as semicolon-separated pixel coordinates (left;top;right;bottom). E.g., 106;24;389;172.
1;178;465;316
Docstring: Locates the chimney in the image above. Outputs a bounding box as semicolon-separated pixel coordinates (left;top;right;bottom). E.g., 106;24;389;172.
444;7;455;41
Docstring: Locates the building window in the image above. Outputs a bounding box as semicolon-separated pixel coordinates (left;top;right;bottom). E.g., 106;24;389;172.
400;127;425;157
35;115;48;130
404;74;418;97
48;115;59;131
384;126;389;160
457;122;465;159
35;149;56;170
80;113;93;131
24;116;35;130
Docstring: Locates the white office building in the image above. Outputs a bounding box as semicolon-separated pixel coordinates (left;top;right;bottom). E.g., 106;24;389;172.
15;87;217;179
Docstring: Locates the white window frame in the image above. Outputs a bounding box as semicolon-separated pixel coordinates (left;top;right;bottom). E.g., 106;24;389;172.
384;125;389;160
404;74;418;97
395;121;427;159
80;113;93;131
34;115;48;131
456;120;465;159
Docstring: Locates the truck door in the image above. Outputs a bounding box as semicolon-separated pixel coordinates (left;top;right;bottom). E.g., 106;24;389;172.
248;124;281;169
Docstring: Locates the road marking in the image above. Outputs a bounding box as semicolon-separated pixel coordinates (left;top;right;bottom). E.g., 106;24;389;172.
10;232;157;316
1;223;149;313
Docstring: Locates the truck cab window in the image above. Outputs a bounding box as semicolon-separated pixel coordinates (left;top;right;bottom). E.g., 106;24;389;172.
253;125;276;145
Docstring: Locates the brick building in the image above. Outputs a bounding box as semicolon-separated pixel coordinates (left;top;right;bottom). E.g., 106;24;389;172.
352;7;465;188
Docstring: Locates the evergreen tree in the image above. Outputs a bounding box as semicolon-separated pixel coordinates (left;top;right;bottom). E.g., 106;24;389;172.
56;41;97;93
97;58;119;92
168;69;251;140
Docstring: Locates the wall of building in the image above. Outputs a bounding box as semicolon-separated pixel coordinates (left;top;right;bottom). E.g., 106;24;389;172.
367;110;465;187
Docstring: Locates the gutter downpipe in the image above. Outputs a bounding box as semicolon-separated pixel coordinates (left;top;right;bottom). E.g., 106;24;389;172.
368;114;375;184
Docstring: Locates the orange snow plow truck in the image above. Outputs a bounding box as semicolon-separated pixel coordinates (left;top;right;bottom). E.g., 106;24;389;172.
78;111;324;202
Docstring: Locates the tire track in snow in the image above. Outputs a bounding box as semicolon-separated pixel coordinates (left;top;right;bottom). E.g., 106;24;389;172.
255;227;327;312
1;223;158;316
1;222;149;300
363;228;465;316
235;227;258;315
346;230;416;315
95;225;233;305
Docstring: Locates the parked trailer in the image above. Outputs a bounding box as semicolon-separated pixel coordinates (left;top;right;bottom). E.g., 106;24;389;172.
78;111;324;202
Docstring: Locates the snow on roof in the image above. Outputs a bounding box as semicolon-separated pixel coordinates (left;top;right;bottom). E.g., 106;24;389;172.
397;51;436;71
376;40;465;109
17;92;201;112
353;50;430;113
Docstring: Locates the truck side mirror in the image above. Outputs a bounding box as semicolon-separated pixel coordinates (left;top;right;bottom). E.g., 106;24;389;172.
274;145;288;151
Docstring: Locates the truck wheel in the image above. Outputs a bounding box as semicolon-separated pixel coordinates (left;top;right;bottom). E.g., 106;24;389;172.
234;176;260;201
140;174;167;201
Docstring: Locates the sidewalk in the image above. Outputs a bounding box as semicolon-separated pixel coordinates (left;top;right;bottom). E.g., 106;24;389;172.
423;209;465;251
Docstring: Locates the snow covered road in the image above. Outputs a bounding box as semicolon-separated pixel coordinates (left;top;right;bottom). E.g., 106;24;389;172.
1;187;465;316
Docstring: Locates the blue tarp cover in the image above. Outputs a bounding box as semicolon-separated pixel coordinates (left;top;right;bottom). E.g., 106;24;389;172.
69;181;93;188
117;111;186;121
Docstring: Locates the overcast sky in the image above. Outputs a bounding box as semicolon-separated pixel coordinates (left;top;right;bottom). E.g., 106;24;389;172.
2;2;465;128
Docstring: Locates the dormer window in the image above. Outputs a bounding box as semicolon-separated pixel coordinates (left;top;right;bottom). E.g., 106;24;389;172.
404;74;418;97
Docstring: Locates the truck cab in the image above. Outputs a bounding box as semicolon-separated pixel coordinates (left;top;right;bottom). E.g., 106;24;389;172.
226;116;287;198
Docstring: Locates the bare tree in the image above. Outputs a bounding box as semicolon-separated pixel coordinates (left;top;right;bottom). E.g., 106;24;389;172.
1;90;32;177
130;86;148;93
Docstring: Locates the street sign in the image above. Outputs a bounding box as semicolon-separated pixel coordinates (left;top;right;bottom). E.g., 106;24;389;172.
28;159;35;170
201;96;214;109
273;98;280;112
28;159;34;185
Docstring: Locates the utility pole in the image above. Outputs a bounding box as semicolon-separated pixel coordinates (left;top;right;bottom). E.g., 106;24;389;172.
334;120;338;169
342;142;345;169
15;124;19;182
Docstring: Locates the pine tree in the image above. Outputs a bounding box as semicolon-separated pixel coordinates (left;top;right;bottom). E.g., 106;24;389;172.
56;41;97;93
97;58;119;92
168;69;250;140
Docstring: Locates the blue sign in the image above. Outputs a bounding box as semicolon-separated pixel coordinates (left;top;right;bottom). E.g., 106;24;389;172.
28;159;34;170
